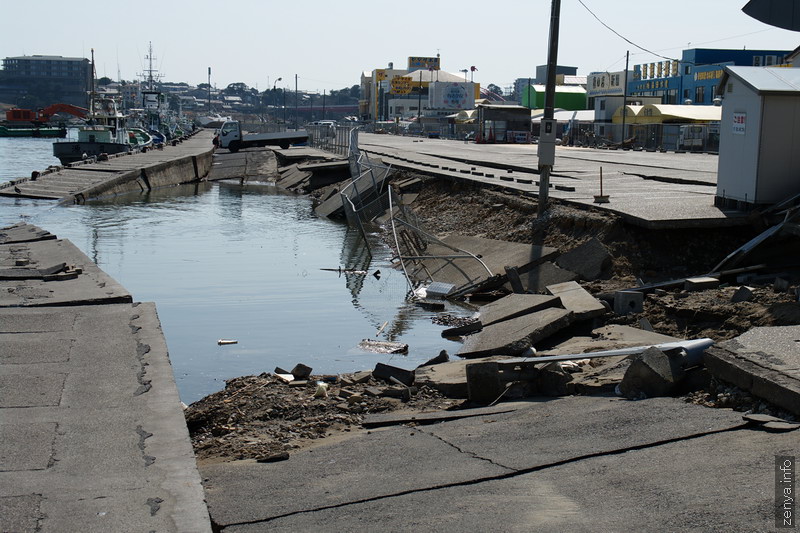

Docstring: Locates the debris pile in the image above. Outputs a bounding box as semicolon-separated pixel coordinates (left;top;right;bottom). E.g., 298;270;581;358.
185;364;461;463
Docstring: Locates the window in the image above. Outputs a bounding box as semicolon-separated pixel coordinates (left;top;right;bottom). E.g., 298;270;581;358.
753;56;762;66
766;55;776;66
695;86;705;104
684;65;692;75
600;99;606;111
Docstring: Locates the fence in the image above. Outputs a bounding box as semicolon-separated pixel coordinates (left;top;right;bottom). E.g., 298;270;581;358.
385;186;492;296
567;122;720;152
307;125;356;156
340;137;393;244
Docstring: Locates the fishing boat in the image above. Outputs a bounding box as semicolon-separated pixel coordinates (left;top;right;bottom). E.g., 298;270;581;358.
196;112;231;128
52;95;146;164
53;49;149;165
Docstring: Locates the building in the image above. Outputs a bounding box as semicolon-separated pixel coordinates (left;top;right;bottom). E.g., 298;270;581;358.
629;48;791;105
534;64;577;85
361;56;479;121
716;66;800;209
520;84;586;110
0;55;91;107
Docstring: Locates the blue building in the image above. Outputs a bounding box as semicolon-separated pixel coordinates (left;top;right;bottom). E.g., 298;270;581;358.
628;48;790;105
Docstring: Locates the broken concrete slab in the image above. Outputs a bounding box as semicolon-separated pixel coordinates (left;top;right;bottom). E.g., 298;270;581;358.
0;237;131;307
458;308;574;359
704;326;800;416
538;325;685;393
414;355;514;398
546;281;606;321
511;261;579;294
0;223;56;244
555;237;612;281
415;235;558;295
478;293;561;328
684;276;720;291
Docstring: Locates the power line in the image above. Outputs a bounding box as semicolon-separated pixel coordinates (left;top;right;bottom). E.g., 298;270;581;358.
576;0;677;61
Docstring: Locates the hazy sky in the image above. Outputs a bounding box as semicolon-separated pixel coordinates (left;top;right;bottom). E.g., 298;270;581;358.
2;0;798;93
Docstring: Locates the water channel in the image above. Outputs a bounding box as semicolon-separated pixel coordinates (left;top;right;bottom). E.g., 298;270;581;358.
0;137;471;403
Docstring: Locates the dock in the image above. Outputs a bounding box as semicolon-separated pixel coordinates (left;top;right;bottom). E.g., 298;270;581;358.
0;130;215;204
0;223;211;532
357;133;748;229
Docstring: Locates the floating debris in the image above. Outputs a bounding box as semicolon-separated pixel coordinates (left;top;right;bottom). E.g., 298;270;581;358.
358;339;409;354
217;339;238;345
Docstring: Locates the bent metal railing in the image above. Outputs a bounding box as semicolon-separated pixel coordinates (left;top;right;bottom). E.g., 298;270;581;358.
385;185;492;297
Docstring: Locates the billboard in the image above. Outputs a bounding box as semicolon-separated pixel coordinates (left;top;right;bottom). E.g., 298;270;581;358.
408;56;440;70
429;82;473;110
390;76;413;95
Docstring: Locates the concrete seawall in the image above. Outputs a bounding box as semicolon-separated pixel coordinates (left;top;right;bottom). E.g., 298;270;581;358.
0;130;214;204
0;223;212;532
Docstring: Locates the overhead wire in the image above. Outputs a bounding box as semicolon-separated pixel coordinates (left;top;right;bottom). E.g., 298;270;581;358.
575;0;778;69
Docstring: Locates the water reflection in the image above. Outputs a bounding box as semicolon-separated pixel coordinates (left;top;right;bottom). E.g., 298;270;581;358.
2;177;472;403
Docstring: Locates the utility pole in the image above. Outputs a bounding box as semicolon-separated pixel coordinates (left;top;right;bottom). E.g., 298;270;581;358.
537;0;561;218
621;50;630;144
295;74;298;129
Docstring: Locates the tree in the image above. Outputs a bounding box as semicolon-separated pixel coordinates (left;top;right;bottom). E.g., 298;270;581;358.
98;77;113;86
487;83;503;96
198;83;211;90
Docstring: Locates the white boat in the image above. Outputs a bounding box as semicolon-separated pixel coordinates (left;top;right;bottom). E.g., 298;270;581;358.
196;112;232;128
53;95;149;165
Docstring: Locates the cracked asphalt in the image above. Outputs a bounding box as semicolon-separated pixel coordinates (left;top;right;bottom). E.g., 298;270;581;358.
200;395;796;532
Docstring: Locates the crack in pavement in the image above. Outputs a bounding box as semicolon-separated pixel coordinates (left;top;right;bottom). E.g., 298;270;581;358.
215;422;751;530
415;427;517;472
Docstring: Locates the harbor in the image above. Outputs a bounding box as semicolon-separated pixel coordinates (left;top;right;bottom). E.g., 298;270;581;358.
3;128;800;530
3;3;800;528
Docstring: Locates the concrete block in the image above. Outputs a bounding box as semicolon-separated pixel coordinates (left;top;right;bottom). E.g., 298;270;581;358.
466;361;504;405
774;277;790;292
535;362;574;396
730;286;754;303
545;281;606;321
614;290;644;315
291;363;313;380
684;276;719;291
373;362;415;387
555;238;612;281
618;347;687;399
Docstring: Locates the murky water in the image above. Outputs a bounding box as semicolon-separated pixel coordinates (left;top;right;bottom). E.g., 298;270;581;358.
1;138;471;403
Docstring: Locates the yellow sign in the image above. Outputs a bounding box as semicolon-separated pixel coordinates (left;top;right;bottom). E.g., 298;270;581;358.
390;76;413;95
375;69;387;81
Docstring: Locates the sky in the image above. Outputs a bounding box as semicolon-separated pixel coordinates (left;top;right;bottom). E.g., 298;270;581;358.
2;0;798;94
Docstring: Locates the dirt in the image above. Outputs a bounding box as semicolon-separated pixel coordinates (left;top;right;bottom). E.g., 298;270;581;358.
185;372;461;464
186;171;800;462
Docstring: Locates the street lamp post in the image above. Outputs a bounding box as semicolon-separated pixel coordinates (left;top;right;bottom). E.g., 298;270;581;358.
273;77;282;118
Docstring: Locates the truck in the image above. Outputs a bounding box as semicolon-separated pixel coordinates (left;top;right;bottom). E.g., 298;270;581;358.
216;120;308;152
